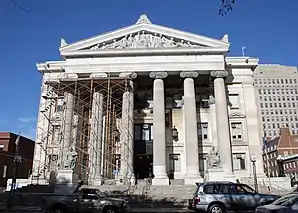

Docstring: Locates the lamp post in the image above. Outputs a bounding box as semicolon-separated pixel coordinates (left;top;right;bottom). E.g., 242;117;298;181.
7;133;22;208
250;154;258;193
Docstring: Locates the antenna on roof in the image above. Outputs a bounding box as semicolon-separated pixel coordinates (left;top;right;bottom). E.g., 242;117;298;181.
241;44;246;57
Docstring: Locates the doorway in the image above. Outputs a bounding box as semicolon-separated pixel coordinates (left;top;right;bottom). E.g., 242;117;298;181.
134;154;153;179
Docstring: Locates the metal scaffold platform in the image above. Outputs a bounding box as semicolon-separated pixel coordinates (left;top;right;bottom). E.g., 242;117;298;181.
32;73;133;184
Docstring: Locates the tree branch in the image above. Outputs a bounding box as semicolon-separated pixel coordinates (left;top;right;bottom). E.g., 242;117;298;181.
219;0;235;16
10;0;29;13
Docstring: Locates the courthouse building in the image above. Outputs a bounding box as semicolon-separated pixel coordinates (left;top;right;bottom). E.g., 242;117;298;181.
32;15;264;185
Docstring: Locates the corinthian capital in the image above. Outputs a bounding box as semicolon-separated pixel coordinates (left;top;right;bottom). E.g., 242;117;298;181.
149;71;168;79
210;70;229;78
180;71;199;78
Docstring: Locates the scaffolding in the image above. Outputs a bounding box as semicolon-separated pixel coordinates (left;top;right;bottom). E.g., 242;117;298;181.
32;73;132;184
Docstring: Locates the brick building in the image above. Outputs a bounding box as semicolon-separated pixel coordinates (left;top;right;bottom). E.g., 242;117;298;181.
263;127;298;177
0;132;35;187
278;154;298;179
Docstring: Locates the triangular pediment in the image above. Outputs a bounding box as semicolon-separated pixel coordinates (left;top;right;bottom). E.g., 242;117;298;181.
60;15;230;54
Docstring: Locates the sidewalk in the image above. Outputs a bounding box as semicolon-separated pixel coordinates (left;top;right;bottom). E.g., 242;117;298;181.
0;206;41;212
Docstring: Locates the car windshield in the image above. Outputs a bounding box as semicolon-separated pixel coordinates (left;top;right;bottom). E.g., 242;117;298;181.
272;194;298;205
95;189;107;198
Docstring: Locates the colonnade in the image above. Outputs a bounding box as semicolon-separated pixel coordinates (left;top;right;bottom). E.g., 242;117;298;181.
60;70;234;185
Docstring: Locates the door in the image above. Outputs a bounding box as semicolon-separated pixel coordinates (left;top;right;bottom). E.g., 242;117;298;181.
236;184;258;211
226;184;248;211
79;189;100;213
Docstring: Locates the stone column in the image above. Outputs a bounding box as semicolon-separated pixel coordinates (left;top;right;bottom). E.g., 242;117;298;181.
180;71;201;184
209;96;218;147
61;92;75;167
90;91;104;185
120;73;136;184
210;71;234;176
149;71;169;185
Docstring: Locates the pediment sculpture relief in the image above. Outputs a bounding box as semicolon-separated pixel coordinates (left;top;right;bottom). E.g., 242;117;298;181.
89;31;203;50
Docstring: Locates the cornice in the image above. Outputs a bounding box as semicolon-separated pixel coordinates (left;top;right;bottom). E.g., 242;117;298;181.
229;111;246;118
61;47;228;58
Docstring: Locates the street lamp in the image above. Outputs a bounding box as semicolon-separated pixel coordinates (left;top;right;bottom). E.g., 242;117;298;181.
7;134;22;208
250;154;258;193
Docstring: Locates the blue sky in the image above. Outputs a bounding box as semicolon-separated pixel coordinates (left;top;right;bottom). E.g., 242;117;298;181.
0;0;297;140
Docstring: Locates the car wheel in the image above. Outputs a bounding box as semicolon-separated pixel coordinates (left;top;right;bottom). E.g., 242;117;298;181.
103;206;117;213
208;204;226;213
50;206;67;213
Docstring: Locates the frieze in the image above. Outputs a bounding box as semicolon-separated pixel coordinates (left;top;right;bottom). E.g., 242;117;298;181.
210;70;229;78
88;31;203;50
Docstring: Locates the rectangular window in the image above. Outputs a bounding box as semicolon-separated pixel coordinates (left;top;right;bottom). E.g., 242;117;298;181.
198;123;208;140
229;94;240;109
134;125;141;140
231;123;243;140
135;124;153;141
233;153;246;170
169;154;181;172
56;104;63;112
141;124;150;141
3;165;7;178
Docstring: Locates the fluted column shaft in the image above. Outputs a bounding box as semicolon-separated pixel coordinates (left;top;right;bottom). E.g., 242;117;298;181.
180;71;201;183
62;92;74;168
211;70;233;174
120;76;135;184
90;91;104;184
149;71;169;185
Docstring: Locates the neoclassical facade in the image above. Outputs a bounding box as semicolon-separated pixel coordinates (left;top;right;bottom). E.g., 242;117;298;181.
32;15;265;185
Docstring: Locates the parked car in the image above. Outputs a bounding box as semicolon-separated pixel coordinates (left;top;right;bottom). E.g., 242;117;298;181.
188;181;280;213
256;193;298;213
41;182;129;213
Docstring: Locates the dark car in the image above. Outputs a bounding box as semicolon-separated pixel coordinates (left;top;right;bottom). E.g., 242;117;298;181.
256;193;298;213
189;181;280;213
41;187;128;213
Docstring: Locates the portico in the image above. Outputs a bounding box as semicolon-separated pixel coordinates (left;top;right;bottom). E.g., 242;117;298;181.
32;14;265;186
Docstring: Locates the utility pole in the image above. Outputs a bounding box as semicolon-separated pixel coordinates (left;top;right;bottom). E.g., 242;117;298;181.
264;135;272;191
7;133;22;209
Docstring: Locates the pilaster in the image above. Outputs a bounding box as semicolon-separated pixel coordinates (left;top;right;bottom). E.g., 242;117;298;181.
242;79;265;177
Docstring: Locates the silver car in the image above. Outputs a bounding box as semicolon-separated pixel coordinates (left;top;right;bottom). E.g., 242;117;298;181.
188;181;280;213
256;193;298;213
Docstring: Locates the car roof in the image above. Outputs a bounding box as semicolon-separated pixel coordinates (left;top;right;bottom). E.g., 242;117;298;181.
196;181;234;185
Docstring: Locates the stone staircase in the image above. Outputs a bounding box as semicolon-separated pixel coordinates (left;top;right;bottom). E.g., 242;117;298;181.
240;177;292;195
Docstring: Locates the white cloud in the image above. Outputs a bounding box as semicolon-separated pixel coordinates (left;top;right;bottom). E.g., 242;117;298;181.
18;117;36;123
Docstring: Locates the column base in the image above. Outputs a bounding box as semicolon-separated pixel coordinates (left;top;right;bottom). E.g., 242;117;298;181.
93;177;103;186
207;167;235;182
55;169;79;194
185;174;203;185
152;178;169;185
